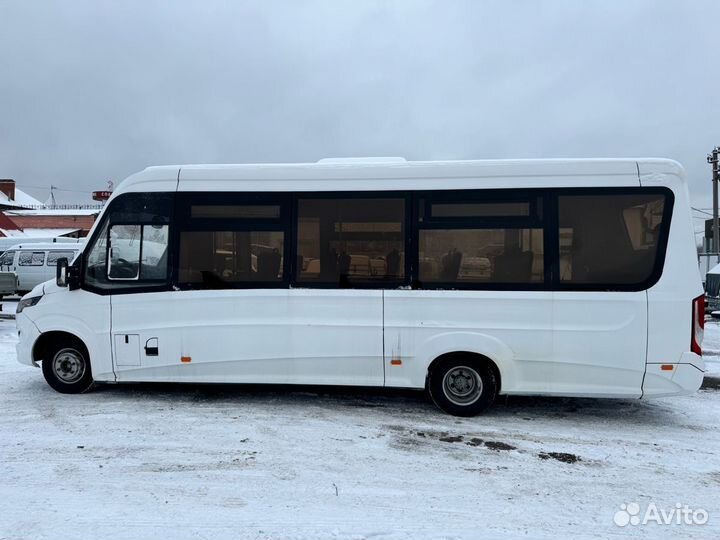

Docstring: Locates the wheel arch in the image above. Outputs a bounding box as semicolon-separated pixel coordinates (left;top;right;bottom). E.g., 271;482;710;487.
31;312;113;381
33;330;90;364
416;332;516;394
426;351;502;393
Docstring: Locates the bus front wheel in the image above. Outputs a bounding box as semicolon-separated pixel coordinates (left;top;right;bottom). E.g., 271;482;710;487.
41;338;94;394
428;357;496;416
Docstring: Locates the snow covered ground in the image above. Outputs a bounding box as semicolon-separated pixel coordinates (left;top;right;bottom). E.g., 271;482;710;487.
1;319;719;540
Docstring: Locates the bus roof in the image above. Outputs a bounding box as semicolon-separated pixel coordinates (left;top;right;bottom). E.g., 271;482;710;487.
111;157;686;197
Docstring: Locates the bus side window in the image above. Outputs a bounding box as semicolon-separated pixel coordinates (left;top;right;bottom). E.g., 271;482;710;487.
108;225;142;280
83;192;172;291
417;194;543;287
295;197;406;287
558;193;667;286
176;194;286;289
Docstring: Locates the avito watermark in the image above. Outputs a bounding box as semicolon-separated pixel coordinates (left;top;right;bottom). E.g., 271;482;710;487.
614;502;708;527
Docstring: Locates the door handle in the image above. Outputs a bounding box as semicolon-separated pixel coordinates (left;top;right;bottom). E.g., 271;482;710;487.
144;337;159;356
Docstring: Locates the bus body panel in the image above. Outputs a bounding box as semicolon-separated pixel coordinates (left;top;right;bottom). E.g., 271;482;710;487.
25;286;113;381
638;164;705;394
383;290;647;396
383;290;552;391
102;159;641;199
643;362;704;397
551;291;646;397
111;289;384;386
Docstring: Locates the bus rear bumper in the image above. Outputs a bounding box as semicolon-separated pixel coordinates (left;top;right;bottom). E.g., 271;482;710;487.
642;354;704;398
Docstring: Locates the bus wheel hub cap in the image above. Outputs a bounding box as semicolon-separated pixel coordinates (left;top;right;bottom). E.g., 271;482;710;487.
53;350;84;383
443;366;483;405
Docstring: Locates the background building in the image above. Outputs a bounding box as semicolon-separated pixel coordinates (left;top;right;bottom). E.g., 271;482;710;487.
0;179;101;238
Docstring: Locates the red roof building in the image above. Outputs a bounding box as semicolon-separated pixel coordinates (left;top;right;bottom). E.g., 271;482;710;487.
0;179;102;238
3;209;100;238
0;211;23;235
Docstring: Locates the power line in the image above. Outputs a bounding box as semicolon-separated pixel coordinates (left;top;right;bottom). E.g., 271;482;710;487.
19;184;90;194
692;207;714;217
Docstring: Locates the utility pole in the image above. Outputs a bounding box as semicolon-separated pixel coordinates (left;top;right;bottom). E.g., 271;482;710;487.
708;148;720;260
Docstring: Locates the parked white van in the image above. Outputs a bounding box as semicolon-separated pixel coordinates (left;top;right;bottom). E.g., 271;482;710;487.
0;236;80;255
0;242;82;294
15;158;705;415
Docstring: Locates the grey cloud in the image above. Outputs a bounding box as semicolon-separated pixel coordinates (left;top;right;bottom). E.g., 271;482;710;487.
0;0;717;215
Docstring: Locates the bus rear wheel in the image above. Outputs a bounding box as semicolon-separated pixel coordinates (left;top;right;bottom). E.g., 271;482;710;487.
41;338;94;394
428;357;496;416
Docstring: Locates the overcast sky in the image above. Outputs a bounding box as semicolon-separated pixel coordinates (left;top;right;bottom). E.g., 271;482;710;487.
1;1;718;224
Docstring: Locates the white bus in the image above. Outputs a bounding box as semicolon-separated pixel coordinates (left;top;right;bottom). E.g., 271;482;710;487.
15;158;705;416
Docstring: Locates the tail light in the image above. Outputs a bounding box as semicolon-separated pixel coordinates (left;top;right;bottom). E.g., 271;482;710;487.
691;295;705;355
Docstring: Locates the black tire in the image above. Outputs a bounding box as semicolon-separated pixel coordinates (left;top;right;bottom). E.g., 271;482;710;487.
428;357;497;416
41;337;94;394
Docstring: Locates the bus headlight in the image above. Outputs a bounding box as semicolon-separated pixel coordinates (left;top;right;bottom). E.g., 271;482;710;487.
16;296;42;314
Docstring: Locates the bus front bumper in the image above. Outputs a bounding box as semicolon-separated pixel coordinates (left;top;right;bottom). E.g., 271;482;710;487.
16;313;40;367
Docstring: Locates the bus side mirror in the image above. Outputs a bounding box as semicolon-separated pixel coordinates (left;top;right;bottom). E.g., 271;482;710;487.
56;258;69;287
57;258;81;290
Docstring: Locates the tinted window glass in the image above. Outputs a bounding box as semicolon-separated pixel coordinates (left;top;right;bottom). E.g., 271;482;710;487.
191;205;280;219
175;194;286;289
431;201;529;218
47;251;76;265
107;224;169;281
85;220;109;288
558;193;667;285
296;198;405;285
84;193;172;290
108;225;141;279
178;230;284;287
107;192;172;224
140;224;170;280
419;228;543;284
19;252;45;266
